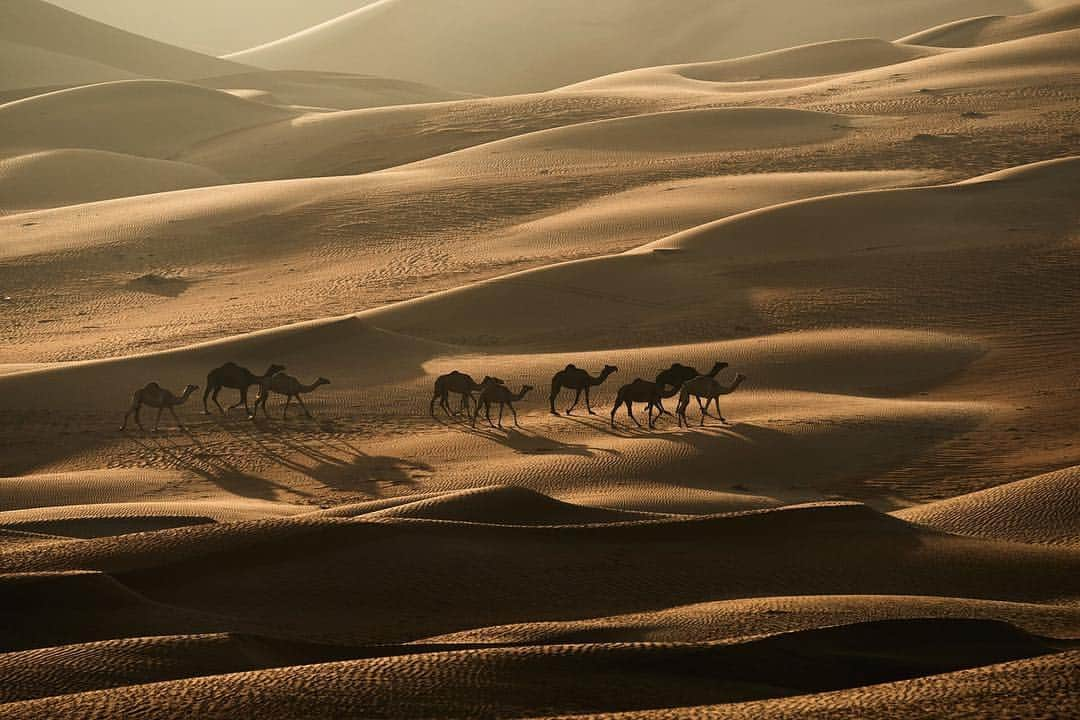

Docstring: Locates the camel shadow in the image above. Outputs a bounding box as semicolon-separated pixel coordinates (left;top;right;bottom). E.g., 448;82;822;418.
230;420;429;496
438;413;619;457
129;431;299;502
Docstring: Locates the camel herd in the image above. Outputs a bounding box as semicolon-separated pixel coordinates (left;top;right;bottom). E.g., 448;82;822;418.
122;359;745;432
431;360;746;430
121;363;331;431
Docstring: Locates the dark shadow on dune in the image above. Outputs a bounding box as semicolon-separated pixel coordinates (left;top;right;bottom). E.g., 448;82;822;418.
227;422;429;497
438;416;620;457
129;431;303;503
124;273;192;297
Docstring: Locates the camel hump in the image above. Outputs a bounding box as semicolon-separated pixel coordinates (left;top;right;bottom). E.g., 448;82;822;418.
564;363;577;371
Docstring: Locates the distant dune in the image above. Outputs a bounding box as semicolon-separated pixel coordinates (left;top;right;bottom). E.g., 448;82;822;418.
227;0;1035;94
0;0;244;93
48;0;382;55
901;3;1080;45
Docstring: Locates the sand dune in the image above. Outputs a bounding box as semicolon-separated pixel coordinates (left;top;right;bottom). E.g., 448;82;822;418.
197;70;475;112
0;149;226;213
425;594;1080;644
0;0;243;93
901;2;1080;46
567;38;946;91
228;0;1034;94
4;504;1077;643
0;40;138;96
571;24;1080;99
354;485;659;524
0;80;294;159
0;619;1064;718
47;1;381;55
0;571;234;652
896;465;1080;546
364;158;1077;347
567;651;1080;719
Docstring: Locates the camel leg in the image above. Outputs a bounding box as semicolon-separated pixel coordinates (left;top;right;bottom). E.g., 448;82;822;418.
226;387;245;413
496;403;505;429
296;394;313;419
169;406;184;430
566;388;582;415
510;403;520;427
202;385;212;414
700;397;708;427
440;391;452;416
549;381;561;415
429;392;439;416
610;399;622;428
655;397;670;416
485;401;496;428
471;399;482;427
714;396;727;424
260;392;272;419
121;402;138;431
283;395;293;420
241;387;254;416
626;402;642;428
459;393;473;417
153;406;164;432
585;386;597;415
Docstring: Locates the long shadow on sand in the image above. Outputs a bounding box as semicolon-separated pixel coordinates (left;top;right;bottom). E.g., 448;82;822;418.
129;430;302;502
229;420;430;497
434;413;620;457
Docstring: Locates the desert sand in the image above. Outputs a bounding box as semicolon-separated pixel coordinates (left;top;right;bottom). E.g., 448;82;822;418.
0;1;1078;718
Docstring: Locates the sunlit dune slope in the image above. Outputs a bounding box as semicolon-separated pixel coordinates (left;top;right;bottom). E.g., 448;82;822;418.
896;465;1080;546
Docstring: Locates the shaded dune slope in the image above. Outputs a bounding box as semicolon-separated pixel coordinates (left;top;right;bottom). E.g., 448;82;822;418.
0;0;244;93
2;504;1077;648
0;619;1065;719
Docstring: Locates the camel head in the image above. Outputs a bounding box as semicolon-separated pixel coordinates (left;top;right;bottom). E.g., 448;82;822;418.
315;377;331;388
266;363;286;376
482;375;505;386
179;384;199;400
518;384;535;399
707;361;730;377
601;364;618;376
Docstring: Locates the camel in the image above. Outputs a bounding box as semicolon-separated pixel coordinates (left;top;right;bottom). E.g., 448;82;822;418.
121;382;199;432
653;360;729;416
549;364;618;415
203;362;285;416
430;372;504;417
610;379;681;429
253;372;330;420
472;384;534;429
677;373;748;427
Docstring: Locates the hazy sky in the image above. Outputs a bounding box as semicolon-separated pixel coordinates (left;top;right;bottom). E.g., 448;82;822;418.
48;0;379;55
